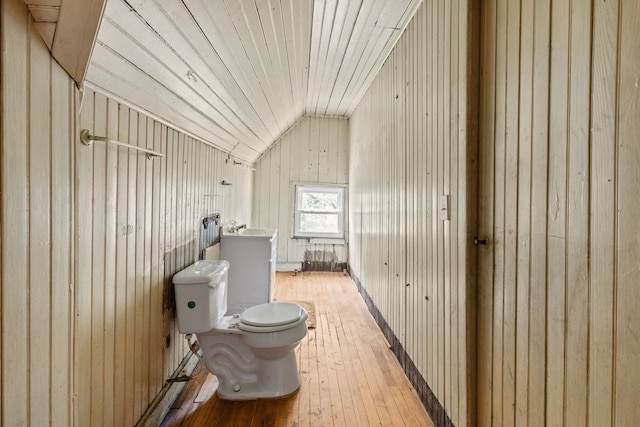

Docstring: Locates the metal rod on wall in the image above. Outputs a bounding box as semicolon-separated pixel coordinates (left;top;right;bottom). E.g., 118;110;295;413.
80;129;164;159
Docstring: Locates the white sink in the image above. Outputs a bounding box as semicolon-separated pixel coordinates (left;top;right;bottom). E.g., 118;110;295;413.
237;228;272;237
221;227;275;238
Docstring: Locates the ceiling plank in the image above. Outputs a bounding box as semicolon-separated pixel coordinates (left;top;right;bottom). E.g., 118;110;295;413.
83;0;421;162
340;0;423;114
89;47;240;152
97;5;262;149
187;0;281;135
314;0;362;114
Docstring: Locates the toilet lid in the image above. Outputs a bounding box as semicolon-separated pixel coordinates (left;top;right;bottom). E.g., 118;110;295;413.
240;302;302;327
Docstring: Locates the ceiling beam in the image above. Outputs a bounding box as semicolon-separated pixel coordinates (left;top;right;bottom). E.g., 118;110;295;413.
51;0;106;84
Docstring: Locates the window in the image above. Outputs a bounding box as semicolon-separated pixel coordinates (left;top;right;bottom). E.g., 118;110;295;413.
294;184;346;239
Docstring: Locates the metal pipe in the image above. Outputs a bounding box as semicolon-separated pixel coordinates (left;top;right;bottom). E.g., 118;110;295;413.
80;129;164;159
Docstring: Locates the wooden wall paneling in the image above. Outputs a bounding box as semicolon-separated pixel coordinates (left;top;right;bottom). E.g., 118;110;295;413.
156;123;168;387
615;0;640;422
589;0;619;424
171;129;181;372
76;89;95;427
133;114;147;421
514;0;533;424
124;108;138;427
162;127;173;380
119;106;139;424
142;116;154;412
286;119;304;263
251;142;262;227
477;0;496;421
259;143;272;227
101;97;118;427
2;4;78;425
565;0;592;423
612;2;640;425
349;2;475;424
443;0;453;417
149;121;163;400
428;0;439;396
546;0;570;423
216;148;226;222
174;131;184;369
397;40;407;345
404;14;416;376
89;92;108;427
416;4;428;386
491;0;508;422
502;0;522;423
527;0;551;425
424;0;435;390
459;0;478;423
29;19;52;427
416;4;425;379
449;0;460;420
385;49;394;333
437;0;446;404
113;102;128;427
269;141;281;233
318;117;330;182
50;56;75;427
277;132;291;262
255;116;348;269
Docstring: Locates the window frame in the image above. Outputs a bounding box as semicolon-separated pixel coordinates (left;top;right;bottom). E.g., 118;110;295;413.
293;184;346;239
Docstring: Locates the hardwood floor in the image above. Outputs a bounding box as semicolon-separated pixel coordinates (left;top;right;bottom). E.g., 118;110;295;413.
161;272;433;427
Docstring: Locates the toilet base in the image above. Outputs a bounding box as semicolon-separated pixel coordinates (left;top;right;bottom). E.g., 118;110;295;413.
196;330;303;401
216;382;301;401
214;351;301;400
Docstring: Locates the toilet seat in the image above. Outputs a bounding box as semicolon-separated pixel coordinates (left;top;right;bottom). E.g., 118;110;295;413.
237;302;308;333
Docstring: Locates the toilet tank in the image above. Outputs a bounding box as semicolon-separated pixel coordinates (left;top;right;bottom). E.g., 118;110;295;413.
173;260;229;334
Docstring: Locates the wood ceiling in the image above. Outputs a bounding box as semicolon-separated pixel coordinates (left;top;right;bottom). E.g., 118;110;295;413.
84;0;421;162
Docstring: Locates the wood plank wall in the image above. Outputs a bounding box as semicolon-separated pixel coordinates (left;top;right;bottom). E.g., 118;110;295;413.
477;0;640;425
1;1;77;425
75;88;252;427
252;116;349;271
1;2;253;425
348;1;478;425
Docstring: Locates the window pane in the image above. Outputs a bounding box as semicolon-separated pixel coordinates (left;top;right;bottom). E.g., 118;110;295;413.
299;213;339;233
300;191;340;212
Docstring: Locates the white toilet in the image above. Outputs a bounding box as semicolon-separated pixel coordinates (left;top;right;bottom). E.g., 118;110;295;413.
173;260;308;400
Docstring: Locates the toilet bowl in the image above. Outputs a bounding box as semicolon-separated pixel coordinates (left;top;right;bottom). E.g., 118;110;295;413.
173;260;308;400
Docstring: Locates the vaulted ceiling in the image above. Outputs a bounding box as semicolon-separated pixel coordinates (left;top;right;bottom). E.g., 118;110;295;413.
84;0;421;162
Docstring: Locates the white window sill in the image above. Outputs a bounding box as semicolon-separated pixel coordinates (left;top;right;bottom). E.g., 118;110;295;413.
292;237;346;245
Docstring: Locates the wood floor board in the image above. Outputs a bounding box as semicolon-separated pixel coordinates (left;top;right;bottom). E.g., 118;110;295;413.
160;272;433;427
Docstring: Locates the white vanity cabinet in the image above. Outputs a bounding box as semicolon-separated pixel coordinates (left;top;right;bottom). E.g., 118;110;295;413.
220;228;277;315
